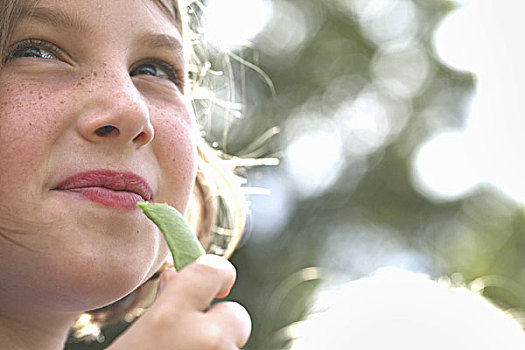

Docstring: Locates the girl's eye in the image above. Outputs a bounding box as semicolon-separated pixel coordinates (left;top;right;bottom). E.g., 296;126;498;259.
6;40;59;61
11;46;55;59
130;61;182;87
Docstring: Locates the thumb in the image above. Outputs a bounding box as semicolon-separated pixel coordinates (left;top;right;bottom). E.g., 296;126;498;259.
157;268;177;296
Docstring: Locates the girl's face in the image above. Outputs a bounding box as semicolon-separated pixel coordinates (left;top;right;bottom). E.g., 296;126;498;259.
0;0;195;314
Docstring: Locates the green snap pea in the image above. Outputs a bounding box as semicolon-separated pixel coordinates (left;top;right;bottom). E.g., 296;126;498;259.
137;201;205;271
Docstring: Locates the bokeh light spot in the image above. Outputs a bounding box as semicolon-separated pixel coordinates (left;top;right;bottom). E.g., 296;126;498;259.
285;117;345;198
204;0;271;49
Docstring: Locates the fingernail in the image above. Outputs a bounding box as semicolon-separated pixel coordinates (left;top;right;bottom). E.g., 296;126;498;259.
196;254;226;268
215;288;232;299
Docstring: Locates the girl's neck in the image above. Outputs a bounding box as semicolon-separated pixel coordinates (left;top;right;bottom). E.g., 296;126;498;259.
0;311;75;350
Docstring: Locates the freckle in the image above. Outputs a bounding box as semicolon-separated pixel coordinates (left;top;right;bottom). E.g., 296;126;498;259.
38;95;43;100
93;72;98;77
60;100;64;104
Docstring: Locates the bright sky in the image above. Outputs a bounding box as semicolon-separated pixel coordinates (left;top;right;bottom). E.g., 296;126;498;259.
413;0;525;203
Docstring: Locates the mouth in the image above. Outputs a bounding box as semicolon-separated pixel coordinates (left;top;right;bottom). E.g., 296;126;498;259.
53;170;153;209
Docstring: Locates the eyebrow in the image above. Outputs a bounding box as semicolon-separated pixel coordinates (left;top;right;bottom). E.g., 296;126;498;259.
139;33;184;57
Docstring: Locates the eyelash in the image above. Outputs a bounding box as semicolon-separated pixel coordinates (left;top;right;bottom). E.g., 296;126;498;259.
5;39;184;89
5;39;62;62
130;59;184;88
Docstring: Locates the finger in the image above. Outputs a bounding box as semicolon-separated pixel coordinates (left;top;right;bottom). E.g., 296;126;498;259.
156;268;177;296
157;254;236;311
206;301;252;348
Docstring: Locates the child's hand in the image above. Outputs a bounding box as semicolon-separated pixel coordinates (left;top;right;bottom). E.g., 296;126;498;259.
107;255;252;350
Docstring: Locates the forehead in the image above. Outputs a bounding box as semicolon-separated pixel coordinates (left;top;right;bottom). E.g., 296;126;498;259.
18;0;182;34
151;0;182;32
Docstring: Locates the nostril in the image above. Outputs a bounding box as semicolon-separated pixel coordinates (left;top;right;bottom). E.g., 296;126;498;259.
95;125;119;137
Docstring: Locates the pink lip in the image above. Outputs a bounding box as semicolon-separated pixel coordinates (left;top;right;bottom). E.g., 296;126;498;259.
53;170;153;209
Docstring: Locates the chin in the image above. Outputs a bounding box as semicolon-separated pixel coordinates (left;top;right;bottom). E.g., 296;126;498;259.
47;259;160;313
29;239;167;313
2;200;169;312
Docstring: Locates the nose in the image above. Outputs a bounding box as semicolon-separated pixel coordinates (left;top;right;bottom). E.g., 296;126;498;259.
76;69;154;148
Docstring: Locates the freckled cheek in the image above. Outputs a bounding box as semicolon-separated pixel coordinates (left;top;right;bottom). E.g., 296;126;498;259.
152;106;197;205
0;81;71;190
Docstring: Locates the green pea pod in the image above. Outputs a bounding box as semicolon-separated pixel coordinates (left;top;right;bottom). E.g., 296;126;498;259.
137;201;205;271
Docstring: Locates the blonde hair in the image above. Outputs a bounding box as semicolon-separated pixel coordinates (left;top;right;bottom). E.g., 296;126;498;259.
0;0;248;340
